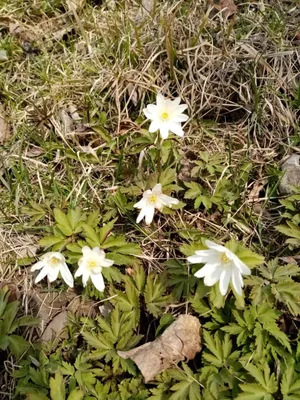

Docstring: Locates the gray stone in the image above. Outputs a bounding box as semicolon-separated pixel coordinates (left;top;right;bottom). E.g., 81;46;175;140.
279;154;300;194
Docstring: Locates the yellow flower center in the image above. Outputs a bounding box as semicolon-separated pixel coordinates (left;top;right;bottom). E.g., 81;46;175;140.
88;260;97;270
148;194;157;204
50;257;60;266
221;253;230;264
161;112;169;121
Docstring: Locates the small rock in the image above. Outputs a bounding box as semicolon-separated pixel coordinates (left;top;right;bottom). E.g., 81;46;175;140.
279;154;300;194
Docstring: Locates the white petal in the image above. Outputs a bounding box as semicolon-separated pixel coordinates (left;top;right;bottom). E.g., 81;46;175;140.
233;255;251;275
60;264;74;287
100;257;114;268
143;108;153;119
149;120;160;133
82;246;92;257
145;206;155;225
219;269;231;295
172;97;181;106
47;267;60;283
231;268;243;295
188;251;218;264
92;247;106;258
194;263;218;278
156;94;165;108
147;104;158;114
152;183;162;195
158;193;179;207
134;197;147;209
82;270;90;287
171;114;189;123
175;104;188;113
31;260;45;272
136;208;147;223
34;266;49;283
159;125;169;139
205;240;227;253
168;122;184;137
203;268;222;286
91;273;105;292
74;264;85;278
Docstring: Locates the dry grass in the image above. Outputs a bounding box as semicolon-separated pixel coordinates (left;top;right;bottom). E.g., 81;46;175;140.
0;0;299;397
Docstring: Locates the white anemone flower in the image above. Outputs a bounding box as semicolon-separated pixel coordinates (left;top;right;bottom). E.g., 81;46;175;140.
31;252;74;287
188;240;251;296
143;94;188;139
74;246;114;292
134;183;179;225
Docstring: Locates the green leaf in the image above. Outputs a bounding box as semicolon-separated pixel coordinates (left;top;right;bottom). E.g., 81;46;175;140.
184;182;202;199
8;335;30;358
39;236;65;248
54;208;73;236
50;371;65;400
237;384;274;400
25;392;49;400
144;273;172;317
67;388;84;400
132;264;146;292
99;218;118;244
82;224;100;247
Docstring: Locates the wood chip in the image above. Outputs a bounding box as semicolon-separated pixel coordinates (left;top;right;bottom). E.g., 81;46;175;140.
118;314;201;382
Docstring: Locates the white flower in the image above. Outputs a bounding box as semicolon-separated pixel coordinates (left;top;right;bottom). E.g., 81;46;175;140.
143;94;188;139
74;246;114;292
188;240;251;296
134;183;179;225
31;252;74;287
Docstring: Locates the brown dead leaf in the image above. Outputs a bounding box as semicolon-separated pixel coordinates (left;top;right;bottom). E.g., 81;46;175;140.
212;0;237;17
118;315;201;382
0;103;10;144
247;179;267;202
66;0;85;12
41;311;68;342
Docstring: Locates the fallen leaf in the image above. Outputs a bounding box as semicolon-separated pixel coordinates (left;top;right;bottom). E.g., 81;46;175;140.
66;0;85;12
212;0;237;17
118;314;201;382
41;311;68;342
0;103;10;144
247;179;267;202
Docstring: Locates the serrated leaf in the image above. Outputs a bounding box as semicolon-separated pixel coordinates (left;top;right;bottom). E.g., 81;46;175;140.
54;209;73;236
67;388;84;400
50;371;65;400
8;335;30;358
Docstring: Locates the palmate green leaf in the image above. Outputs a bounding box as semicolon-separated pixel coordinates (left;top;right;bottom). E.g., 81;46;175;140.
132;264;146;292
82;224;100;247
272;281;300;316
99;218;118;244
281;365;300;399
144;273;172;318
39;235;66;248
3;300;19;334
246;364;278;394
180;242;206;257
67;208;84;232
184;182;202;199
237;384;275;400
25;392;49;400
82;331;114;356
60;361;75;376
50;371;65;400
54;208;73;236
8;335;31;358
67;388;84;400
